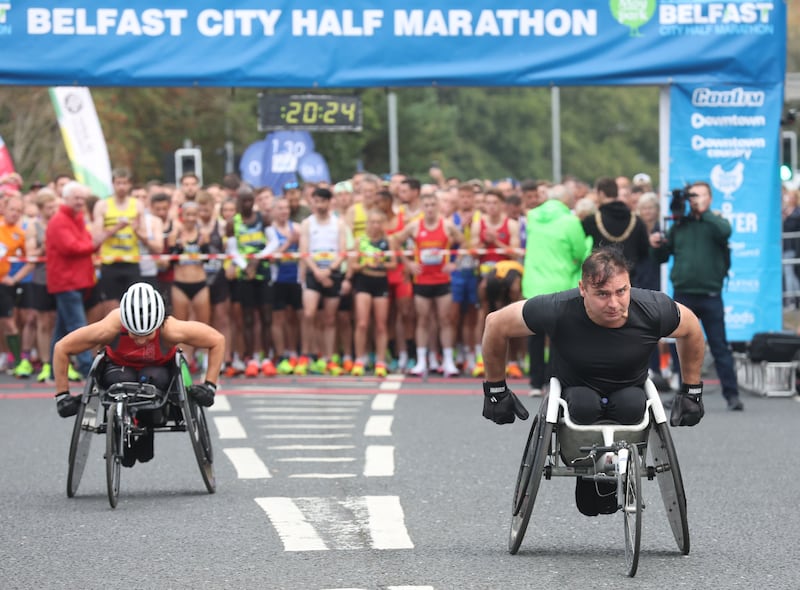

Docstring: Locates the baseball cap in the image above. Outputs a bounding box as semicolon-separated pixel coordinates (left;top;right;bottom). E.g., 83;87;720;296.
632;173;652;186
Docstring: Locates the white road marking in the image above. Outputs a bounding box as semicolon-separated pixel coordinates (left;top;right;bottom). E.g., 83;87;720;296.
246;399;365;406
213;416;247;439
251;415;356;421
268;445;355;450
371;393;398;410
363;496;414;549
364;415;393;436
208;394;231;412
244;393;369;400
388;587;435;590
222;447;271;478
364;445;395;477
255;498;328;551
379;381;402;391
288;473;357;479
263;433;353;439
248;407;358;413
258;424;355;429
277;457;356;463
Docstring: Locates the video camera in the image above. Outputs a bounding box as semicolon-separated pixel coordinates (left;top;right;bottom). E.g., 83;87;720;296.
669;186;698;219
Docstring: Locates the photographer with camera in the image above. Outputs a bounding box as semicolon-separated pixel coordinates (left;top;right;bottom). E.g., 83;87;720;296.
650;181;744;411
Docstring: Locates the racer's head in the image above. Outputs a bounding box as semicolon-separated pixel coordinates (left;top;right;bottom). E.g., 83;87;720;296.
579;246;631;329
119;282;166;342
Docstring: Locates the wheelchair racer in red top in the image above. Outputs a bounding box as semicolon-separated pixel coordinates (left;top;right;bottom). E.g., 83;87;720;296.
53;282;225;418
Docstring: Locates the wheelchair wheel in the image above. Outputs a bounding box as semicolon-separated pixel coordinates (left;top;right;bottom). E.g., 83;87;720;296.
105;407;122;509
648;422;689;555
508;398;552;554
178;356;217;494
67;382;101;498
623;444;643;578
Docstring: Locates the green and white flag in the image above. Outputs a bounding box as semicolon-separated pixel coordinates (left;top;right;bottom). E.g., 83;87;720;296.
49;87;112;198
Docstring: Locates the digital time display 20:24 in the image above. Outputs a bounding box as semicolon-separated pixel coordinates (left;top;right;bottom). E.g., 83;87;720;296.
259;94;362;132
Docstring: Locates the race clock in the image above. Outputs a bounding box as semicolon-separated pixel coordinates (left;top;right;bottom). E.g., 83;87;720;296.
259;94;362;132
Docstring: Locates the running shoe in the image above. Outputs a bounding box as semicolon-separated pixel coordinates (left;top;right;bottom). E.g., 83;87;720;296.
294;356;310;376
374;362;388;378
327;361;344;376
37;362;53;383
13;358;33;378
342;358;354;374
244;359;259;378
506;362;523;379
442;362;460;378
310;358;327;375
471;361;485;378
277;358;294;375
262;359;277;377
350;361;365;377
408;362;427;377
67;363;83;382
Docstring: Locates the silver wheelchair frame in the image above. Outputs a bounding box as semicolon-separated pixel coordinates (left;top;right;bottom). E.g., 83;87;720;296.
508;377;689;577
66;350;215;508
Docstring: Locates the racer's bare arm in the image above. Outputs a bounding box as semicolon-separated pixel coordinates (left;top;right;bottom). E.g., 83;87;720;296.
481;300;534;382
53;311;121;392
161;317;225;385
668;302;705;385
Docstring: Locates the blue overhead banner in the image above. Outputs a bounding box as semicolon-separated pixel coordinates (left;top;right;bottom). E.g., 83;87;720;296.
0;1;786;87
669;82;784;341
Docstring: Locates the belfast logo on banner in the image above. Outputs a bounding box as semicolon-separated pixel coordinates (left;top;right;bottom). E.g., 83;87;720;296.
669;82;783;341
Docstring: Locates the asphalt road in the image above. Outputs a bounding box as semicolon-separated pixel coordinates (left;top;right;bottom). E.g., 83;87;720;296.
1;373;798;590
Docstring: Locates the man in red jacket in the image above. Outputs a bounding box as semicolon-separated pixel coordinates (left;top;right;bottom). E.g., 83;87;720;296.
46;181;121;377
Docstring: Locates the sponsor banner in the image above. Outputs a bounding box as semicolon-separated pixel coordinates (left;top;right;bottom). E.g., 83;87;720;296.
669;82;783;341
0;1;786;87
239;140;267;188
49;87;112;198
261;131;314;195
297;152;331;184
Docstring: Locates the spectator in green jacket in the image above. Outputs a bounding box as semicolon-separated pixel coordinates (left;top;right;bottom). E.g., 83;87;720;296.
522;184;590;396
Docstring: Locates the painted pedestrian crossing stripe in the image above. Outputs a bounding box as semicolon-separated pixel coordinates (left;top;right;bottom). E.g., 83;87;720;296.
222;445;394;478
255;496;414;551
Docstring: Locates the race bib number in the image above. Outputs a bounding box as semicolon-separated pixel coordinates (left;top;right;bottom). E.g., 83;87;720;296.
420;248;443;265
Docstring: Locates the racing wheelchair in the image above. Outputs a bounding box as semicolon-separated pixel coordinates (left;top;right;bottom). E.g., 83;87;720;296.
65;350;215;508
508;378;689;577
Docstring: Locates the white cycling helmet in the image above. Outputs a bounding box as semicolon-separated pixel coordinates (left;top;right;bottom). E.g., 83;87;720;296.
119;282;166;336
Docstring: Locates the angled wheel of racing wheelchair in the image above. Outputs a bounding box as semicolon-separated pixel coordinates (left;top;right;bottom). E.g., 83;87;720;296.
175;352;215;494
67;352;106;498
508;396;552;554
105;399;123;508
644;379;689;555
622;442;643;577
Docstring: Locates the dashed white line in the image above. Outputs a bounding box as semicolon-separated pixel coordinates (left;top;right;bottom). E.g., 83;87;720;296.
246;399;365;406
213;416;247;439
263;433;353;439
223;447;271;478
371;393;398;410
277;457;356;463
245;394;369;401
379;381;402;391
258;424;355;429
364;445;395;477
251;415;356;421
364;415;394;436
288;473;357;479
255;497;328;551
208;394;231;412
363;496;414;549
268;445;355;450
248;407;358;413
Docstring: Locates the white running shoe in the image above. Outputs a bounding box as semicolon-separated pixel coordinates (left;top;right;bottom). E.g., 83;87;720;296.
408;362;427;376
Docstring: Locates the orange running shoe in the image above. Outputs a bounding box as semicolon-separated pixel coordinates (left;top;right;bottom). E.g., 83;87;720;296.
506;362;523;379
262;359;277;377
374;362;388;378
327;361;344;377
224;364;239;378
342;359;354;374
244;359;259;378
294;356;310;376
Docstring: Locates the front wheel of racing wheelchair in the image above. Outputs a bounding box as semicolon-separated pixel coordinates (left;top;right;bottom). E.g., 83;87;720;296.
66;350;216;508
507;377;689;577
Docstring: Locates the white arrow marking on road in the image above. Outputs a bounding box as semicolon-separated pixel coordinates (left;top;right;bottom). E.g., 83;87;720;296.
214;416;247;439
223;447;271;478
364;445;394;477
363;496;414;549
371;393;397;410
255;498;328;551
208;394;231;412
364;415;393;436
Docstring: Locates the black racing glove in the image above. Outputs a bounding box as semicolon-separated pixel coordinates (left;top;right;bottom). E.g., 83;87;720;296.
55;391;81;418
670;382;704;427
188;381;217;407
482;380;529;425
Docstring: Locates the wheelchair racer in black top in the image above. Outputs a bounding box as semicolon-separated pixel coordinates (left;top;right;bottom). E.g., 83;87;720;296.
52;283;225;463
479;247;707;515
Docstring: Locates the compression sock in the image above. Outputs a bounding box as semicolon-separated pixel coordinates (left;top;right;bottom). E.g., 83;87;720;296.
6;334;21;365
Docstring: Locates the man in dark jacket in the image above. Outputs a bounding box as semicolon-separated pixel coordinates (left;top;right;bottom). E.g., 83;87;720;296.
582;177;650;287
650;180;743;411
46;181;111;377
